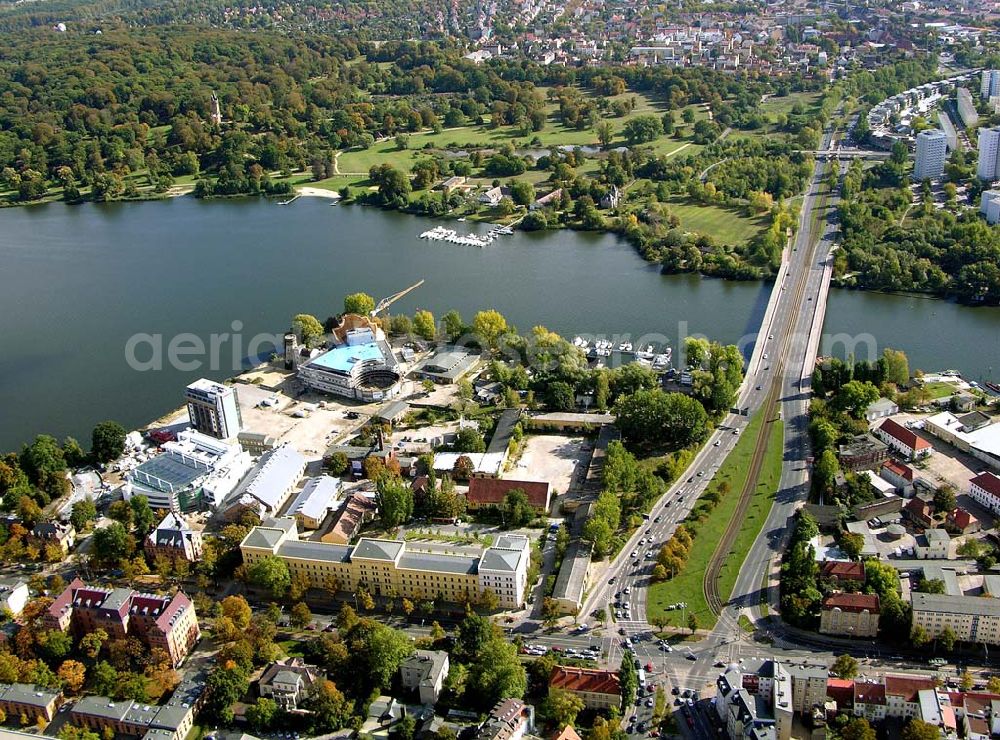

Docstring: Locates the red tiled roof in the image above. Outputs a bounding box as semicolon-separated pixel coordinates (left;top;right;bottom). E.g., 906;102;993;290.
882;460;914;482
550;666;621;697
854;682;886;705
468;478;550;509
821;561;866;582
553;727;582;740
822;593;880;613
826;679;855;709
904;498;933;519
878;419;931;451
884;675;936;702
948;508;978;529
971;472;1000;498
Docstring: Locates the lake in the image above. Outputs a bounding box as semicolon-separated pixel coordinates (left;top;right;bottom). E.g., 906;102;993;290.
1;196;998;452
0;196;771;451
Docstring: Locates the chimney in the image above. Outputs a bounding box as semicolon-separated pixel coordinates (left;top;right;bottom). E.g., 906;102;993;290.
377;427;384;452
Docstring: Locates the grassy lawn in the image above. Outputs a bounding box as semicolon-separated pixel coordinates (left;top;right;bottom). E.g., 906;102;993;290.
664;197;767;245
277;638;307;658
760;91;823;119
646;410;780;630
921;380;959;399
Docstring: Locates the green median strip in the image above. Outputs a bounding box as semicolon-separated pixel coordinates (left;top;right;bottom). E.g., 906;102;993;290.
646;410;784;630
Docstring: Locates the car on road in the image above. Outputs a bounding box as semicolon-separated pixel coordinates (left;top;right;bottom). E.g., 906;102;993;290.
645;698;654;707
608;577;616;584
654;516;661;523
686;653;697;661
755;384;762;390
714;440;720;446
623;587;631;594
733;429;739;435
763;353;768;360
697;470;704;476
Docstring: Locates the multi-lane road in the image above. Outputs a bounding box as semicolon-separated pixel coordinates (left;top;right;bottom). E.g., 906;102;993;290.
557;126;847;735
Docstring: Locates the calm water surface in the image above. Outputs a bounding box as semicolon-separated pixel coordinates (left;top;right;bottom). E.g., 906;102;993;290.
2;196;998;452
0;197;770;450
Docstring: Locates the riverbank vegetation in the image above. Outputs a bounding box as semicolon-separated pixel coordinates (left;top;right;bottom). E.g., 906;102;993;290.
836;154;1000;304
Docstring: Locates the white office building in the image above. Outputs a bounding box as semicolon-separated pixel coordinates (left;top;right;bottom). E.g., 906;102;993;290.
978;126;1000;181
913;129;948;181
125;430;252;512
982;70;1000;100
185;378;242;440
981;190;1000;224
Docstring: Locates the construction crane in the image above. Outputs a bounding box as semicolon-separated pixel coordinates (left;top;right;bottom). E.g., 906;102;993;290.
371;279;425;317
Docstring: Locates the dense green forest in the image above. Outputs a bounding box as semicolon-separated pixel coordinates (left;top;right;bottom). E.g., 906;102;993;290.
836;153;1000;304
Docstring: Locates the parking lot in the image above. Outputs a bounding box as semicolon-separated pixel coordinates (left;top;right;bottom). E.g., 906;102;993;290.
505;434;591;498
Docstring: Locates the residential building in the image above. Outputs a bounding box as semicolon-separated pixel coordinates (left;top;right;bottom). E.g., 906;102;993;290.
884;675;938;720
185;378;242;440
837;435;889;472
946;508;980;535
361;696;406;740
915;528;952;559
904;497;935;528
981;190;1000;225
476;699;533;740
0;579;29;618
241;518;531;609
982;70;1000;100
0;683;61;723
970;472;1000;515
853;680;888;722
145;512;204;563
479;186;507;206
819;593;880;638
125;430;252;513
715;663;788;740
549;667;621;710
220;444;306;522
959;88;980;128
913;129;948;181
399;650;449;706
258;658;321;711
865;398;899;422
819;561;865;587
783;663;828;716
466;478;551;512
296;318;403;402
530;189;563;211
31;521;75;554
44;579;200;666
979;126;1000;182
289;476;342;530
70;671;204;740
911;592;1000;645
874;418;932;461
553;727;582;740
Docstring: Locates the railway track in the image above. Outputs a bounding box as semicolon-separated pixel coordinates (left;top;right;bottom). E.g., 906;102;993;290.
702;158;830;617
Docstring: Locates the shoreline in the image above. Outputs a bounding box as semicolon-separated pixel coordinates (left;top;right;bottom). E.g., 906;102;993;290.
2;188;998;310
